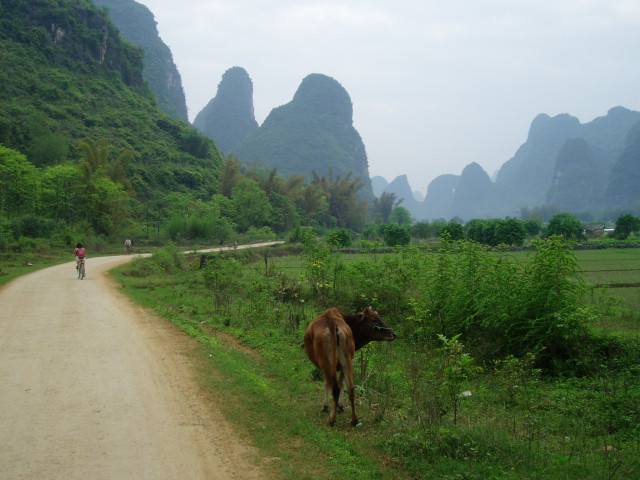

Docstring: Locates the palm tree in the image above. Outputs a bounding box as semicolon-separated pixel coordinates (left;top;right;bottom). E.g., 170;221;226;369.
311;168;365;229
78;137;134;195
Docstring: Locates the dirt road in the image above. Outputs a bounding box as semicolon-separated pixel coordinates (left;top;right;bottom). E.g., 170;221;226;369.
0;251;273;479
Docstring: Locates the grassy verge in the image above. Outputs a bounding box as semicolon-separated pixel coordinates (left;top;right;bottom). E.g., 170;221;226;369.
0;252;70;288
112;263;409;479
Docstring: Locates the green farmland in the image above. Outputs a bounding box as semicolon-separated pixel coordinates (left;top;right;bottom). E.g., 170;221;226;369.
115;240;640;479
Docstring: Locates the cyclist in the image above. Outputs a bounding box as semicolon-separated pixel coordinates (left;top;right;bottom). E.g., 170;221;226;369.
73;242;86;278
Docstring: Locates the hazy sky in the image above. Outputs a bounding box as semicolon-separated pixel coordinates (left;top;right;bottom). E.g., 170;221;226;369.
137;0;640;193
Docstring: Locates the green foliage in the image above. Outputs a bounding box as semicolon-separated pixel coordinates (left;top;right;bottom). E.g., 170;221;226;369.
288;225;316;244
389;205;412;225
232;73;370;189
438;334;482;425
114;242;640;479
203;254;243;314
606;122;640;210
326;228;352;248
380;224;410;247
0;144;38;218
466;218;526;246
546;138;600;213
409;221;434;239
150;242;184;273
92;0;189;122
372;191;400;223
439;221;464;241
613;214;640;240
523;218;543;236
492;352;541;407
0;1;223;242
310;168;367;231
402;237;592;372
231;179;272;232
192;66;258;150
546;212;585;241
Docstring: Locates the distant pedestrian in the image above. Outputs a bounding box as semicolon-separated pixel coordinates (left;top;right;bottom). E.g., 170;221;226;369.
124;238;132;254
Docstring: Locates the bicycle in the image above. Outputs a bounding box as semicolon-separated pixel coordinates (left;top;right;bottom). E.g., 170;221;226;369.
76;259;85;280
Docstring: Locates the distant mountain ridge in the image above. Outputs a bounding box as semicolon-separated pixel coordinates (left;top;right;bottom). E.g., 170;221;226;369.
201;72;372;195
93;0;189;122
379;106;640;222
91;0;640;223
193;66;258;152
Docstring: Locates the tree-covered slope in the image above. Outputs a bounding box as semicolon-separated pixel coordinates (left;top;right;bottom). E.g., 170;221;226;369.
0;0;221;207
232;73;372;196
546;138;600;214
193;66;258;152
422;174;459;221
606;122;640;211
493;107;640;217
92;0;189;122
450;162;496;220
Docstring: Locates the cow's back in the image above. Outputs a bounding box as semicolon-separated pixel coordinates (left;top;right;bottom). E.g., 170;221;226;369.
304;308;354;370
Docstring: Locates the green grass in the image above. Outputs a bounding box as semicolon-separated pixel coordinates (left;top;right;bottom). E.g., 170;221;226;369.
0;252;69;288
109;244;640;479
113;264;409;479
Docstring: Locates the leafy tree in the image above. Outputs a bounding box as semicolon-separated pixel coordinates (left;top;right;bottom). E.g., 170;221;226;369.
389;205;412;225
381;224;410;246
296;184;327;226
219;155;241;198
465;219;485;243
372;191;401;223
440;221;464;241
495;217;526;246
78;137;134;195
326;228;352;248
546;212;584;241
268;191;299;233
231;179;272;232
85;176;129;235
409;221;432;239
613;214;640;240
523;218;543;237
40;163;82;222
0;144;38;218
311;168;366;231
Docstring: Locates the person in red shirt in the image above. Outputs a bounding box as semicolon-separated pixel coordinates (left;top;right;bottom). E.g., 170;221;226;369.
73;242;86;278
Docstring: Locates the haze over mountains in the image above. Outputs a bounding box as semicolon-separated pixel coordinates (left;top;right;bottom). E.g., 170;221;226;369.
86;1;640;222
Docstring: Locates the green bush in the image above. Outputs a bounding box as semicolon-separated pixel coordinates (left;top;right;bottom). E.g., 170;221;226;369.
381;224;410;246
326;227;352;248
546;212;584;241
613;214;640;240
151;243;183;273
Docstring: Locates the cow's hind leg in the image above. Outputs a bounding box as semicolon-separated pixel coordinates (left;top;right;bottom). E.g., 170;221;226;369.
336;371;345;412
326;376;340;426
322;379;330;412
344;360;358;426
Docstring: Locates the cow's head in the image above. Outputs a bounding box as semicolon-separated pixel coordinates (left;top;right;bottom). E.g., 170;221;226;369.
353;307;397;342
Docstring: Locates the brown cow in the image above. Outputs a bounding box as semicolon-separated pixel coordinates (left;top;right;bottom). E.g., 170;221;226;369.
303;307;397;426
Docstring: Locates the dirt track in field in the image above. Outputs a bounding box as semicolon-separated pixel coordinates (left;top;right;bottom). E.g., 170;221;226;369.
0;244;281;479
